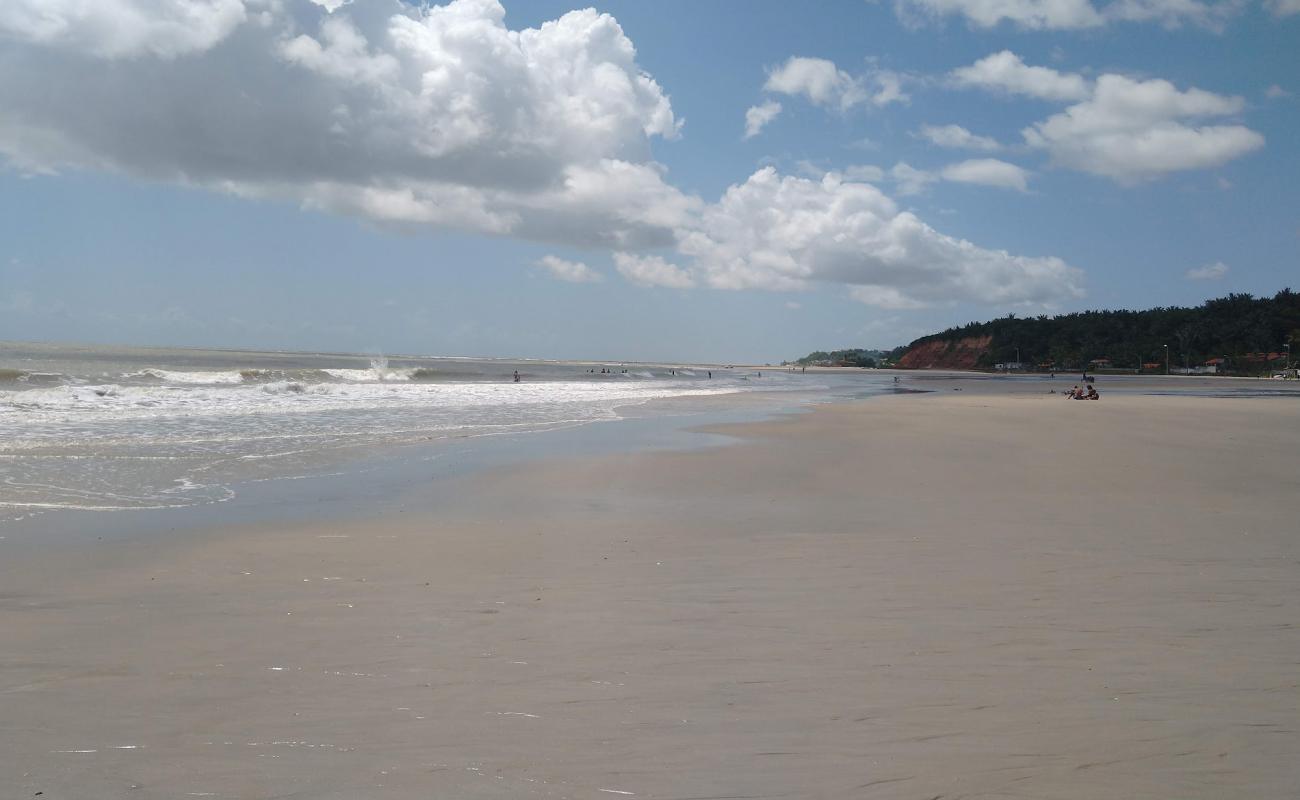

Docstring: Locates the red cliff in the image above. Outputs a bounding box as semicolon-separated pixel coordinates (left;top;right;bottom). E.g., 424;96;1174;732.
897;335;992;370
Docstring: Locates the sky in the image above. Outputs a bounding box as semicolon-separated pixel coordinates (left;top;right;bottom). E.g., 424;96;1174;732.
0;0;1296;363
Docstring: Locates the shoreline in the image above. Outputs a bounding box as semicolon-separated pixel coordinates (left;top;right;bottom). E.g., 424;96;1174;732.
6;369;1297;538
3;390;1298;798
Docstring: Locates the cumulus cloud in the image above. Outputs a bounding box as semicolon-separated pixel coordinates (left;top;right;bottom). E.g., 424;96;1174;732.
764;56;909;110
917;123;1001;151
744;101;783;139
538;255;603;283
0;0;689;247
894;0;1241;29
950;52;1265;182
1022;73;1265;181
0;0;248;59
0;2;1087;313
1185;261;1229;280
940;159;1031;191
676;168;1082;308
951;51;1090;101
1265;84;1292;99
614;253;695;289
1264;0;1300;14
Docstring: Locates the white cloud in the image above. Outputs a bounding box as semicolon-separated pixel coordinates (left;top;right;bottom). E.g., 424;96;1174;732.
950;53;1266;182
1265;84;1292;99
744;101;783;139
1265;0;1300;15
842;164;886;182
0;2;1088;313
1023;73;1265;181
917;123;1001;151
0;0;688;248
538;255;603;283
1185;261;1229;280
614;253;696;289
676;168;1083;309
888;159;1029;193
1103;0;1241;30
951;51;1090;101
763;56;908;111
891;162;939;196
895;0;1241;29
784;301;802;309
869;70;909;107
765;57;861;108
0;0;249;59
897;0;1105;29
940;158;1030;191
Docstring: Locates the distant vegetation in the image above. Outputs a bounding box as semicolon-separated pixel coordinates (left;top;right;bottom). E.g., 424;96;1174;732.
903;289;1300;374
789;348;902;368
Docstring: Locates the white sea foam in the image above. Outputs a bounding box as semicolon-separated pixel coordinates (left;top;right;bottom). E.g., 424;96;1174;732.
0;376;750;517
0;345;858;520
323;367;419;382
133;368;246;384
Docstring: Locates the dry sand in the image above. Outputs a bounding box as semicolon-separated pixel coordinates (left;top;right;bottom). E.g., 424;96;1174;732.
2;390;1298;799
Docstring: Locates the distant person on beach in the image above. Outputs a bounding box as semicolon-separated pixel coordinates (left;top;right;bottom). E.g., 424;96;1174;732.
513;370;520;383
1087;386;1099;400
707;371;712;378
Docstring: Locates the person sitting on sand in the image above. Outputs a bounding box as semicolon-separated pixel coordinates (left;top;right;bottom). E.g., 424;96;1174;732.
1073;386;1086;399
1087;386;1099;400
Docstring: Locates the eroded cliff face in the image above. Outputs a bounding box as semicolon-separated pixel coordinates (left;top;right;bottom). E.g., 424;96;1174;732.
897;335;992;370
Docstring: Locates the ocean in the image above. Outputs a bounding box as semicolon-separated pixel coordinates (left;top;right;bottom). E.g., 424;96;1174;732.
0;341;896;521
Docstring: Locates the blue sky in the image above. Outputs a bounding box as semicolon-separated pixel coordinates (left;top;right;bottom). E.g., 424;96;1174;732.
1;0;1296;362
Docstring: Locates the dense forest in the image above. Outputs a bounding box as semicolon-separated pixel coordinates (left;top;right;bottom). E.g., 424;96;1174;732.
904;289;1300;374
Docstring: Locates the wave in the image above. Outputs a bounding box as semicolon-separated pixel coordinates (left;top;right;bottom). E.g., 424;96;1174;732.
0;369;28;382
132;368;245;385
124;366;418;385
323;367;419;382
260;381;334;396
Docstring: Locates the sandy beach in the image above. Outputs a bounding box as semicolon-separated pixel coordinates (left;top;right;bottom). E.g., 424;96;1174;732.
3;385;1298;799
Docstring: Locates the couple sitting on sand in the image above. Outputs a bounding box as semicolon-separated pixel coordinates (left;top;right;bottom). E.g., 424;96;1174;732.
1065;385;1099;400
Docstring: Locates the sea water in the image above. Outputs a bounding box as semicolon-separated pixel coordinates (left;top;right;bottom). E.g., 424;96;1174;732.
0;341;892;520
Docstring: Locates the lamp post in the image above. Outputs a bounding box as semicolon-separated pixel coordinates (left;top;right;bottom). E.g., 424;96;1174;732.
1163;344;1169;375
1286;343;1292;370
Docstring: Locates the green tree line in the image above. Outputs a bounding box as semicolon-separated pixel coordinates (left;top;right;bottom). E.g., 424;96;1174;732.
905;289;1300;373
791;348;894;368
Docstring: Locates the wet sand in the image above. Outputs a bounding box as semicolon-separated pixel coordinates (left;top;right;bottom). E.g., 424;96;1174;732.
2;388;1298;798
